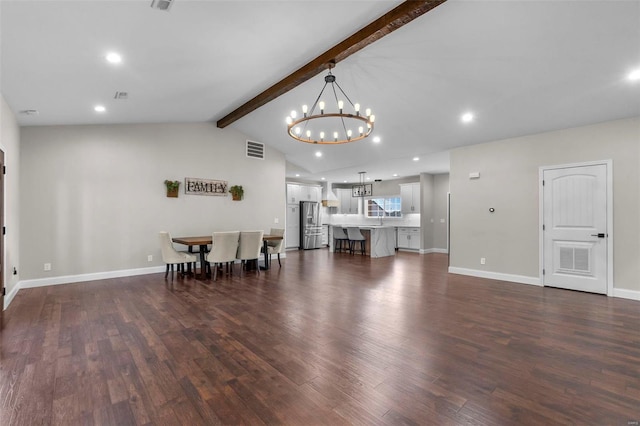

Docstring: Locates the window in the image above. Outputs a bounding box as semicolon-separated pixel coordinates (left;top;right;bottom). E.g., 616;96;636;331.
366;196;402;218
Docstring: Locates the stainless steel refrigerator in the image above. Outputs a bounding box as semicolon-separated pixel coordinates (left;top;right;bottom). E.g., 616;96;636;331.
300;201;322;249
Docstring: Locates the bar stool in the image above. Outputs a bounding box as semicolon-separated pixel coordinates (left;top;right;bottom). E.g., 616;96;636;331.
346;227;366;255
333;226;350;253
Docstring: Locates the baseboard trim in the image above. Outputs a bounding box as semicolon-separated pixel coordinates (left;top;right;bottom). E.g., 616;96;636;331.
4;282;21;310
419;248;448;254
613;288;640;301
448;266;542;287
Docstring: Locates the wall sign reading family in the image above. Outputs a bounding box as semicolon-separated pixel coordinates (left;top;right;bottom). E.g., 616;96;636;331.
185;178;228;196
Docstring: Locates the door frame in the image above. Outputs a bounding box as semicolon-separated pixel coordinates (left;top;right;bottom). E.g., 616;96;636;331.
538;159;613;296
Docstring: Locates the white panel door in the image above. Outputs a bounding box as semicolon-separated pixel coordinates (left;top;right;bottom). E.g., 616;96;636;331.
543;164;607;294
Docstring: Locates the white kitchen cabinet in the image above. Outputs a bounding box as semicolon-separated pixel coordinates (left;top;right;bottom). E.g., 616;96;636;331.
397;227;420;250
286;183;301;204
299;185;321;202
286;204;300;248
287;183;321;204
311;186;321;202
337;188;359;214
400;183;421;214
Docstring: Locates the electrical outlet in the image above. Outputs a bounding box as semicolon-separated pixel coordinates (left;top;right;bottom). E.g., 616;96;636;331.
44;263;52;271
147;255;153;262
480;258;486;265
274;218;279;224
440;218;445;223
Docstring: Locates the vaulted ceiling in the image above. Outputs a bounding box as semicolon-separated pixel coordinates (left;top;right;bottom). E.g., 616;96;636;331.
2;1;639;183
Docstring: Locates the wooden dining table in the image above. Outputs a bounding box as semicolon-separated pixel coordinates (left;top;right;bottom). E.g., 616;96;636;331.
172;234;283;279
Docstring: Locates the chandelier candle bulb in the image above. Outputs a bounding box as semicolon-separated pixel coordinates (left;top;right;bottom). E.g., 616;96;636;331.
338;100;344;113
286;116;292;125
355;103;360;115
320;131;325;141
370;115;375;123
302;105;308;116
319;101;325;114
359;126;364;136
365;108;371;117
333;132;338;141
291;110;297;118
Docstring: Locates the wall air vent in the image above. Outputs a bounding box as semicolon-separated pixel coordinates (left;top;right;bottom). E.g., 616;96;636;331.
246;140;265;160
114;91;128;100
150;0;174;11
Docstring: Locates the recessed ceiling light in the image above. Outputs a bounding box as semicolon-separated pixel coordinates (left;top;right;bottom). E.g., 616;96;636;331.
295;174;300;177
413;157;420;162
321;177;325;180
315;151;322;158
94;105;106;112
106;52;122;64
343;180;348;183
461;112;474;123
373;136;381;143
366;177;371;180
393;174;399;177
628;69;640;81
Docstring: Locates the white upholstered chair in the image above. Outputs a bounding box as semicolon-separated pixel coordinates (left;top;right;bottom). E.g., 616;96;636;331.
236;230;264;275
206;231;240;281
346;227;366;255
159;231;197;280
262;228;284;268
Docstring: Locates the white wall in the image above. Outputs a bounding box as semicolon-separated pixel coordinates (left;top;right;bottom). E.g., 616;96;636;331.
450;116;640;293
420;173;450;252
1;94;21;308
19;122;286;281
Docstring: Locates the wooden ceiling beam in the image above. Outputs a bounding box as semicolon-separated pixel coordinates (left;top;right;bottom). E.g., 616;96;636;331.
216;0;447;128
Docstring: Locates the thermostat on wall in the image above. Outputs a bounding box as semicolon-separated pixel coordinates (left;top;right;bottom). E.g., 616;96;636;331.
469;172;480;179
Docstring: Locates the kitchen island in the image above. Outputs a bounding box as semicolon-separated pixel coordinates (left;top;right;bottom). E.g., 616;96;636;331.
329;225;396;258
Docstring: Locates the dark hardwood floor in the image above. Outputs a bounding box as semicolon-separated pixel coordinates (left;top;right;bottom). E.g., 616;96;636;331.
1;250;639;425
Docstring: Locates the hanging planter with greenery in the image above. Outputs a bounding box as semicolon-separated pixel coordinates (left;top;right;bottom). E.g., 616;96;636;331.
164;180;181;198
229;185;244;201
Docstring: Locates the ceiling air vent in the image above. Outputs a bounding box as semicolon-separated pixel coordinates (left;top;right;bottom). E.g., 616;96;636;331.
114;91;128;100
19;109;39;116
150;0;174;11
246;140;265;160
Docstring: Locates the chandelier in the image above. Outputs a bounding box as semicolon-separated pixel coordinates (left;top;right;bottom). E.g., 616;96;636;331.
352;171;372;197
285;64;375;144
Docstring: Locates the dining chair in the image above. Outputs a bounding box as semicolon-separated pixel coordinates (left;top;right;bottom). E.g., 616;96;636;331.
206;231;240;281
346;227;366;255
237;230;264;275
159;231;197;280
262;228;284;267
333;226;350;253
